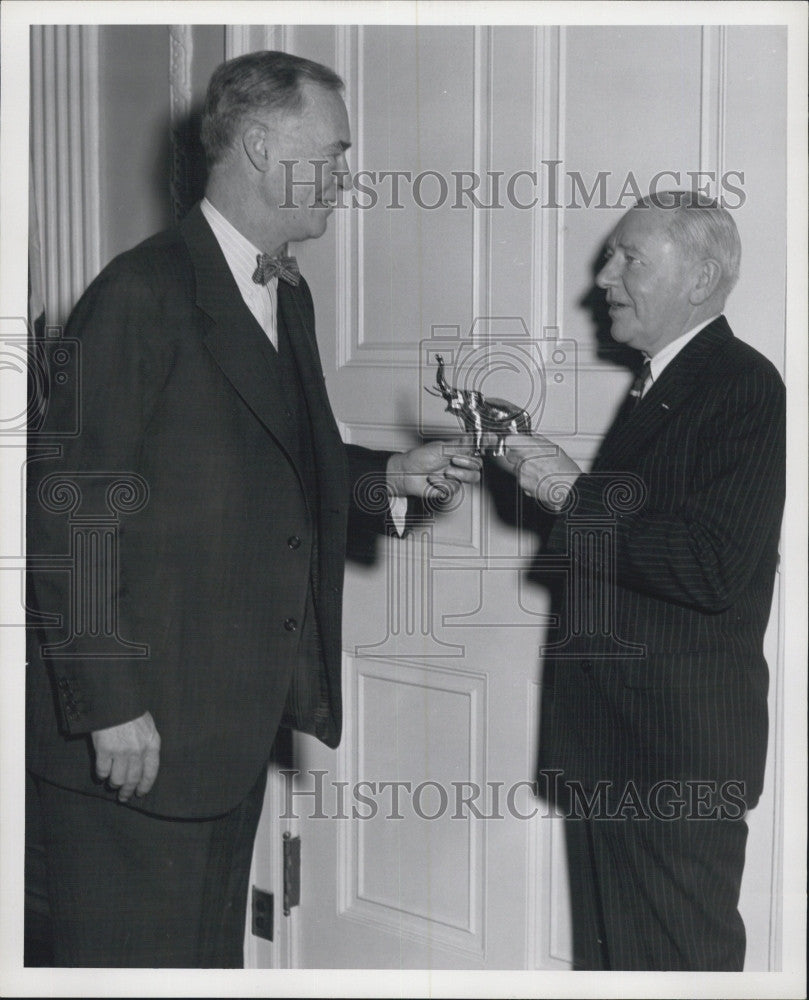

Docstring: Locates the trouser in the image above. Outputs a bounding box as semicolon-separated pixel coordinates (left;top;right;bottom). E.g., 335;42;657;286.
564;812;749;970
29;766;267;967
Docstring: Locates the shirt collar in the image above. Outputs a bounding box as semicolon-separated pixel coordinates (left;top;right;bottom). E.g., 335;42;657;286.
646;315;721;385
200;197;264;287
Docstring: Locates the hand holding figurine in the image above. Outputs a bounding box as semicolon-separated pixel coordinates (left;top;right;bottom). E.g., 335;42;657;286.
387;437;482;503
493;433;581;510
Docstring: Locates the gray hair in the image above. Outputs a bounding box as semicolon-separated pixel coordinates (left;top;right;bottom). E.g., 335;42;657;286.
200;50;344;168
636;190;741;297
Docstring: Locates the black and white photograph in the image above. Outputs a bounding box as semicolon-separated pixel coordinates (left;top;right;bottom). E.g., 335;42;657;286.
1;2;806;997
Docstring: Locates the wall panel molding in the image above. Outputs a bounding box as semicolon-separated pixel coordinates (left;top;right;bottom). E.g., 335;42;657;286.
471;26;493;323
338;26;484;370
699;25;727;181
224;24;250;59
224;24;287;58
335;25;359;370
30;25;100;327
531;25;565;347
525;678;573;969
768;576;784;969
337;655;488;957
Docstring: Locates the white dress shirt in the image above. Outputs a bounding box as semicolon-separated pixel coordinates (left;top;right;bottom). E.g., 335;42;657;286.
200;197;279;349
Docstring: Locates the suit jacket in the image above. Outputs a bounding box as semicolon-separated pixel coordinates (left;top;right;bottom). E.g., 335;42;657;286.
26;204;392;819
538;317;785;811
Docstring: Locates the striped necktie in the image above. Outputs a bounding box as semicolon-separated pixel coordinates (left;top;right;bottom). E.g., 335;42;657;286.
629;357;652;409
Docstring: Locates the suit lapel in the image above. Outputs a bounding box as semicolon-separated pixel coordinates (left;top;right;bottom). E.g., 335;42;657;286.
594;317;734;470
277;281;347;512
180;205;301;468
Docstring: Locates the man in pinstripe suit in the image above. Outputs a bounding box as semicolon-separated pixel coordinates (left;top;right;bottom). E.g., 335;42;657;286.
498;192;785;970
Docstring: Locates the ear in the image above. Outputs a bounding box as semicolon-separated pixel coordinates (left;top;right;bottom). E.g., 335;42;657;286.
689;258;722;305
242;123;272;173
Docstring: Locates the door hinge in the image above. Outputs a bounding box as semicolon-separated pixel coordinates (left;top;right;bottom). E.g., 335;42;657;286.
283;832;300;915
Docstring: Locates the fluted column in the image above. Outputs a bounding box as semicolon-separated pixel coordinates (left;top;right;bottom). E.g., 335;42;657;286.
29;25;100;328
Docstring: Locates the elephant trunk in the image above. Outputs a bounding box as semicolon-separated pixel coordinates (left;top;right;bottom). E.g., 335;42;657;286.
435;354;452;400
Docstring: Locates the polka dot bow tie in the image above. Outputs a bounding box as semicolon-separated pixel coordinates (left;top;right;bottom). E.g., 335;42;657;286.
252;254;301;287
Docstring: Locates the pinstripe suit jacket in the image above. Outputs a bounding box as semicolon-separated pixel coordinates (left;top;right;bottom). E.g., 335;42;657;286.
538;317;785;810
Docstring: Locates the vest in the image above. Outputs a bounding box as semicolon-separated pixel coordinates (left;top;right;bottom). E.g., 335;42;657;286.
273;308;334;742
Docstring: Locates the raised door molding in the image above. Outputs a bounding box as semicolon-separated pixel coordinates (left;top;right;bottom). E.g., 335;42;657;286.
699;25;727;180
337;654;488;958
531;26;565;351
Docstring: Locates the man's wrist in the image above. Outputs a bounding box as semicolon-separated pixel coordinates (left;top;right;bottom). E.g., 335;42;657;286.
520;460;579;512
386;453;405;499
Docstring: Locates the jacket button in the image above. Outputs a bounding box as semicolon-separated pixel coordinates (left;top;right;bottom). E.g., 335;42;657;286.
284;617;298;632
287;535;301;549
581;659;593;673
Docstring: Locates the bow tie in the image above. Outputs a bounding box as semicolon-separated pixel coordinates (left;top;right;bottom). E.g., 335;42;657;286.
252;254;301;287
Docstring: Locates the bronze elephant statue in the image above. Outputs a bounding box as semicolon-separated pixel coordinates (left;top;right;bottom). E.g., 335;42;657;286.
426;354;531;456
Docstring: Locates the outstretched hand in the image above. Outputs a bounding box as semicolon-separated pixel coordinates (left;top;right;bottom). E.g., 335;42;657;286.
492;433;581;510
387;438;482;503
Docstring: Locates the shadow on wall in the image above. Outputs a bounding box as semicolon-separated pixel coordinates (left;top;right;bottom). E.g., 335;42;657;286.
581;239;640;375
163;102;208;224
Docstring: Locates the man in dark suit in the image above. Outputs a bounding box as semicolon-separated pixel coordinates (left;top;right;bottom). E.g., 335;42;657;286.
25;50;481;967
497;192;785;970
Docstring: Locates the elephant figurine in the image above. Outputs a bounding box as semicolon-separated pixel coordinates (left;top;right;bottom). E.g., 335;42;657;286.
426;354;532;456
